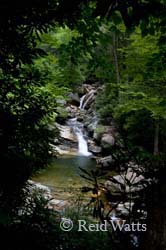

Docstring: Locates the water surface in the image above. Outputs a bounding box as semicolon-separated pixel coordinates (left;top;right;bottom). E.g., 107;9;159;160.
32;155;96;192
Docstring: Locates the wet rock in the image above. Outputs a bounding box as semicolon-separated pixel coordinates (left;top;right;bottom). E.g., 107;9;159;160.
50;144;77;156
89;145;102;154
65;105;80;118
80;90;96;110
56;123;77;142
97;155;113;167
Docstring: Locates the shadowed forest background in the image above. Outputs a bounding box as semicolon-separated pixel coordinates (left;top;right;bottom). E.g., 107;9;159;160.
0;1;166;250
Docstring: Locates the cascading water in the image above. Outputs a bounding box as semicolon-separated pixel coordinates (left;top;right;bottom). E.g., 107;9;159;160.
79;95;86;110
79;90;96;110
75;128;92;156
67;118;91;156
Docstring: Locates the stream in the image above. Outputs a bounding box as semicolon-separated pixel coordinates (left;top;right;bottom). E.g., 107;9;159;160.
31;88;98;206
32;107;96;201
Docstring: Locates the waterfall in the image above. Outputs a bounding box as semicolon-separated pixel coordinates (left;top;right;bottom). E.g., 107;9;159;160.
79;90;96;110
79;94;86;110
82;91;94;110
67;118;91;156
75;128;92;156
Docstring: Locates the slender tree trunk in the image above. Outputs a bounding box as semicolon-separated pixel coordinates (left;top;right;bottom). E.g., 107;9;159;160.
154;119;159;155
112;33;121;84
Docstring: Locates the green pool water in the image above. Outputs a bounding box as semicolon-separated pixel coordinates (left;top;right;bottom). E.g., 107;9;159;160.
32;155;96;192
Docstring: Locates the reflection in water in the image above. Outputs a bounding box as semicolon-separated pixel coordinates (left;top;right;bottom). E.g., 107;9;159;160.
32;156;96;190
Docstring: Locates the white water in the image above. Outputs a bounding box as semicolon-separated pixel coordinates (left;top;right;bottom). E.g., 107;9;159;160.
75;128;92;156
79;90;96;110
67;118;91;156
82;91;94;110
79;94;86;110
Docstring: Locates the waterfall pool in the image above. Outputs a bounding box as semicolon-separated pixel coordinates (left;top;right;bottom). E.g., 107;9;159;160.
32;155;96;198
31;117;96;202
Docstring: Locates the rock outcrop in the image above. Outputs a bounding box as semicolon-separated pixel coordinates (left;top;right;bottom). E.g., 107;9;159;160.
56;123;77;142
27;180;70;212
96;155;113;167
101;134;115;148
52;83;118;159
105;168;151;195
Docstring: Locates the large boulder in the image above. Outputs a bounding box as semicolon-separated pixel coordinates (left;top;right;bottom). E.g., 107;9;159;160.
101;134;115;148
68;93;80;106
94;125;117;142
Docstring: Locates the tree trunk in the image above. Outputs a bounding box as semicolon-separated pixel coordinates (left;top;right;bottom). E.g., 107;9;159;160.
112;33;121;84
154;120;159;155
